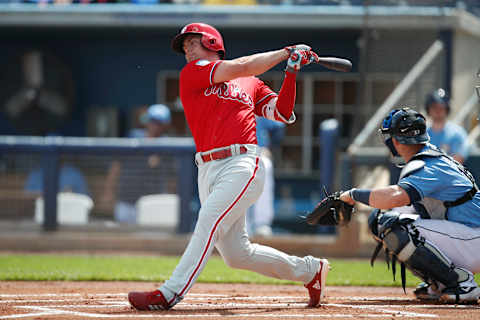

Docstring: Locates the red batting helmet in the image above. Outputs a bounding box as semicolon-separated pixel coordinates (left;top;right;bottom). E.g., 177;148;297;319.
171;23;225;59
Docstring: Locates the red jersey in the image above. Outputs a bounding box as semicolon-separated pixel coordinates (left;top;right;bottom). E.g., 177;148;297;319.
179;59;277;152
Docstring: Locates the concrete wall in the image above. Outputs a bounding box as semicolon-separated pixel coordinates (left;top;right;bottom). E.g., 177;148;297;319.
365;29;443;113
451;30;480;115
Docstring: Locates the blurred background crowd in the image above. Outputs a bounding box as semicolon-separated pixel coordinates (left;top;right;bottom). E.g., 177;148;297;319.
0;0;478;10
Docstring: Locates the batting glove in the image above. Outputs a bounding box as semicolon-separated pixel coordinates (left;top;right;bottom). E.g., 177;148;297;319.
284;44;312;53
285;48;319;73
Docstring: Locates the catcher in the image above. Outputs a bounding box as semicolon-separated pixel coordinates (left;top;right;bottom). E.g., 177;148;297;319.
307;108;480;304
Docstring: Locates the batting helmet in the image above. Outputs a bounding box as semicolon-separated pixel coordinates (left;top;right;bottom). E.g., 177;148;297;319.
172;23;225;59
425;88;450;115
380;108;429;156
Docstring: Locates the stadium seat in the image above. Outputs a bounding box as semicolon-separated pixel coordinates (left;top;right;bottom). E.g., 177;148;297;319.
136;194;179;228
35;192;93;225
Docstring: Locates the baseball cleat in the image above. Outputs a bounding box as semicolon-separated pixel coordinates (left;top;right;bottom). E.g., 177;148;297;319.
128;290;170;311
305;258;329;307
440;286;480;304
413;282;441;301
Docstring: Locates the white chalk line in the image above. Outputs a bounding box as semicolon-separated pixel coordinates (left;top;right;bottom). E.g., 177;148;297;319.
0;312;64;319
0;293;225;298
11;306;424;319
0;293;124;298
0;298;124;304
0;293;414;301
12;307;428;319
11;301;477;310
326;303;437;318
188;295;412;301
0;293;452;319
0;295;412;303
18;304;127;308
14;302;439;318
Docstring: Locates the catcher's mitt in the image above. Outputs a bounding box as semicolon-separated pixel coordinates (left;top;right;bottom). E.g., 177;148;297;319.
306;191;354;226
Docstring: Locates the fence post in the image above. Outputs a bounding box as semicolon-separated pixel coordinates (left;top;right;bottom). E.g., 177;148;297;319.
177;154;196;233
42;146;59;231
319;119;339;192
340;153;353;190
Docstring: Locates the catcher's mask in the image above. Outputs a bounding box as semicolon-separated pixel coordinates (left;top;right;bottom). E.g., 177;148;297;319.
379;108;430;156
172;22;225;59
425;88;450;115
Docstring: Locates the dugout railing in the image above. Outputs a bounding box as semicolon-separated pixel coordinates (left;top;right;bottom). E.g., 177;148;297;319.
0;136;196;233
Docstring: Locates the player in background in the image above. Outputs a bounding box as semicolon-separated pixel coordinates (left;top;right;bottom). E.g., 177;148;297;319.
128;22;329;310
425;88;469;164
340;108;480;303
247;116;285;237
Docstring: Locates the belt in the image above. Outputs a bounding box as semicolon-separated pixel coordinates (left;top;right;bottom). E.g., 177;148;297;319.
201;145;248;163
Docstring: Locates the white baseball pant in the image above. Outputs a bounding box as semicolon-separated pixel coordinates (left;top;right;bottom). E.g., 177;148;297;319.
412;219;480;273
159;144;320;305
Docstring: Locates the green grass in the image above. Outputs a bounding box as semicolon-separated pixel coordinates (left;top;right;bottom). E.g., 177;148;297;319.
0;254;478;287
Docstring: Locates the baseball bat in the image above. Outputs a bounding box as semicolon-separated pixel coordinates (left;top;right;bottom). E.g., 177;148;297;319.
315;57;352;72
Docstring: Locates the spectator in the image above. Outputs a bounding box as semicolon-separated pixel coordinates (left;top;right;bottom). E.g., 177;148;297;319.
127;104;171;138
101;103;172;224
24;163;89;196
247;117;285;236
425;88;469;164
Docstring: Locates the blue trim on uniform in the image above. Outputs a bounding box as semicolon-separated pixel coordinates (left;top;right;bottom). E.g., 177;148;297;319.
255;92;277;106
398;182;422;204
209;60;222;86
351;188;371;206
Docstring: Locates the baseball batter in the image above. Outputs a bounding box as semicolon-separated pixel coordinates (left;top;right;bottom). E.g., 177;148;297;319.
128;22;329;310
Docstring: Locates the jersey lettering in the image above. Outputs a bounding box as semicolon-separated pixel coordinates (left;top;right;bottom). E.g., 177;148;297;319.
180;60;277;151
204;82;254;108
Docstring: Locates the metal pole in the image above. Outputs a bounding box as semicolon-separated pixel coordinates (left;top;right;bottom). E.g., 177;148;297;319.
319;119;339;192
177;154;196;233
302;75;313;174
42;148;59;231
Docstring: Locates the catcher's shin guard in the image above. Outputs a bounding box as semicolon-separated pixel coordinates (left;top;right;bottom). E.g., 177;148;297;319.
369;210;472;302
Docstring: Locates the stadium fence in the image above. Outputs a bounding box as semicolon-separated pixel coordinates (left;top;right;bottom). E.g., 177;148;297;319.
0;136;197;233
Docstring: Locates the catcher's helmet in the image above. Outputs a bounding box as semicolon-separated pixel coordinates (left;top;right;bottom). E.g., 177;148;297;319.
425;88;450;115
172;23;225;59
380;108;429;145
380;108;429;156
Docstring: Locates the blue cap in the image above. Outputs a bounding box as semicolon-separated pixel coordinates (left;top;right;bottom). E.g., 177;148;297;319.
141;104;171;124
425;88;450;114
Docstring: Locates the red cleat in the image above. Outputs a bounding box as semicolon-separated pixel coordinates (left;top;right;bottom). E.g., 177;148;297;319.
128;290;171;311
305;259;329;307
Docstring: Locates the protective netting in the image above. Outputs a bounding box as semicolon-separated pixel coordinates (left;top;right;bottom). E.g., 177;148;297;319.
0;139;190;226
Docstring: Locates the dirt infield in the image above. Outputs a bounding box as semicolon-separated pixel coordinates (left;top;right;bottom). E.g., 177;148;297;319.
1;281;479;319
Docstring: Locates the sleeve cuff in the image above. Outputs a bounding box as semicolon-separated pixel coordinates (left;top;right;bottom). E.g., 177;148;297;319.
398;182;422;204
209;60;222;85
